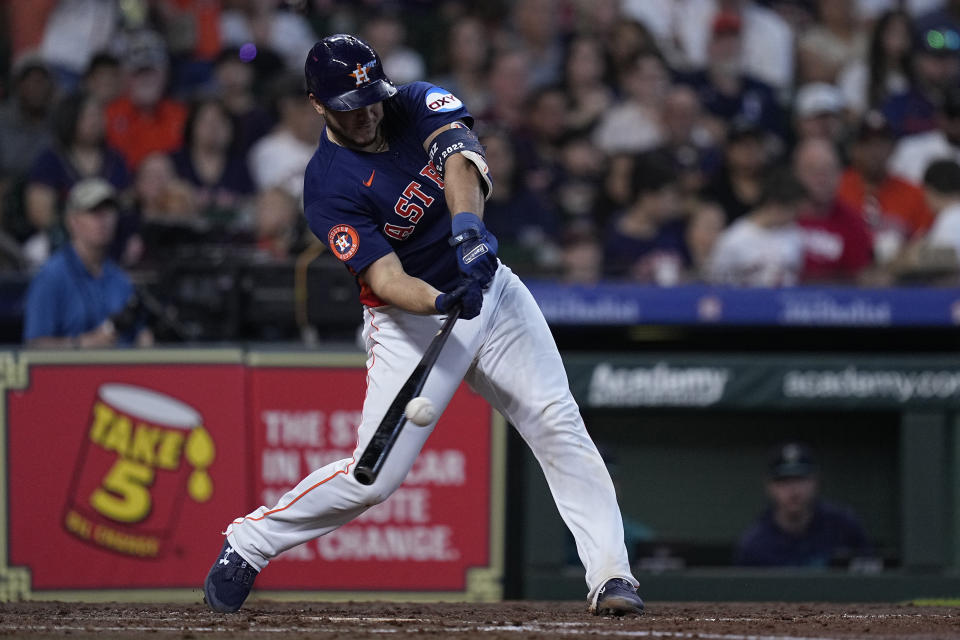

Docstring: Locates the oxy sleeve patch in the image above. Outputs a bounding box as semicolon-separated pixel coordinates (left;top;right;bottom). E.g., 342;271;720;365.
328;224;360;261
425;89;463;112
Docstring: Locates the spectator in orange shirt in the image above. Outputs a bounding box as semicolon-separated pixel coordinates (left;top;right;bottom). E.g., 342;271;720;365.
837;111;933;236
105;31;188;170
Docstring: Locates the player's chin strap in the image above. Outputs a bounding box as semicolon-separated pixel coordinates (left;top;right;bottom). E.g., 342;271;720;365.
428;124;493;200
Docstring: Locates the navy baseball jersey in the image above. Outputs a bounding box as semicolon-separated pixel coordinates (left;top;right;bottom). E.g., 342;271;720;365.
304;82;473;306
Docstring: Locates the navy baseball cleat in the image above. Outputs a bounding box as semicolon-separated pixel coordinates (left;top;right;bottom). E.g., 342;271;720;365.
203;539;258;613
591;578;645;616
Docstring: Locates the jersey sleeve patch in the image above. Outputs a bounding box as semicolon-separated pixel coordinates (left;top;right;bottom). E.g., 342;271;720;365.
328;224;361;261
425;89;463;112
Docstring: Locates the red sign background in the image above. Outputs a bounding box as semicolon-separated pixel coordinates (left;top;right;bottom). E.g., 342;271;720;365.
248;367;493;592
6;359;496;595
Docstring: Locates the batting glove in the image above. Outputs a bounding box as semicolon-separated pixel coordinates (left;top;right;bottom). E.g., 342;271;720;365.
449;212;498;288
435;276;484;320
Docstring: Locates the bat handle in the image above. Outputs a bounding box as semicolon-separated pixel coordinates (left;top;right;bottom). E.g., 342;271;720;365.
352;308;461;486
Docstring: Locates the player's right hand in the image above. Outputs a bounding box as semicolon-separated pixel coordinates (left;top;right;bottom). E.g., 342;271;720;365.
435;276;483;320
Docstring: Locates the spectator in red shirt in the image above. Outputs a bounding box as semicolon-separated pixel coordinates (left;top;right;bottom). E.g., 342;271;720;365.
105;31;188;170
793;138;874;283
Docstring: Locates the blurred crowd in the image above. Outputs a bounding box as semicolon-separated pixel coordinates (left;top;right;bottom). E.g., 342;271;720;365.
2;0;960;292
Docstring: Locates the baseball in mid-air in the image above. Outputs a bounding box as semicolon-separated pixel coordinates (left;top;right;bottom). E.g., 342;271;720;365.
405;397;436;426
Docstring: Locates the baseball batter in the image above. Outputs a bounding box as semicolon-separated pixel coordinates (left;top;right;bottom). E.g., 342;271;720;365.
204;34;643;617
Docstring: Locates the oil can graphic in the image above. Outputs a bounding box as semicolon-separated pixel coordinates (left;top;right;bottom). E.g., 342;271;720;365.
63;384;215;558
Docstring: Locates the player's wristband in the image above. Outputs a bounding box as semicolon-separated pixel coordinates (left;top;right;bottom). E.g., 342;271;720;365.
449;212;486;247
448;212;498;288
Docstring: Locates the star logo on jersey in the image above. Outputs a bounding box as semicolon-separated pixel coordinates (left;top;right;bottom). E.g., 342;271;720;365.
350;61;375;87
328;224;360;261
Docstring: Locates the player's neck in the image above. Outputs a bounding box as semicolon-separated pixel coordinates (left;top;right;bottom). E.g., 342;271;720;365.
325;127;388;153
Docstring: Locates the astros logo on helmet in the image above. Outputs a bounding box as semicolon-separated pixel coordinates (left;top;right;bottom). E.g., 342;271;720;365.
350;62;373;87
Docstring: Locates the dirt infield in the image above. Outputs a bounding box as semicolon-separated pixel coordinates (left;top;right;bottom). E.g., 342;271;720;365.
0;601;958;639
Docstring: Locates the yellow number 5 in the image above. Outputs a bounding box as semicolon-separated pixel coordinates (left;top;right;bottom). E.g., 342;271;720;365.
90;459;155;523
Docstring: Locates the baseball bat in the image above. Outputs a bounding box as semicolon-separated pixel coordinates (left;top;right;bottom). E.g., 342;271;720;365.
353;307;461;486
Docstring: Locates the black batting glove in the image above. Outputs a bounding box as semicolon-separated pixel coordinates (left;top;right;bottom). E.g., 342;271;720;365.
435;276;484;320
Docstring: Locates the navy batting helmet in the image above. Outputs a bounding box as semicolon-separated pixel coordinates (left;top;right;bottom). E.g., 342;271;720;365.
305;34;397;111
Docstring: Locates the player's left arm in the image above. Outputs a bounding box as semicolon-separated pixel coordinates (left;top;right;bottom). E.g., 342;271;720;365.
423;123;499;287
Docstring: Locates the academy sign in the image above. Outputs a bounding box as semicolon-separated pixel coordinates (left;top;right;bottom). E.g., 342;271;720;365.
587;362;731;407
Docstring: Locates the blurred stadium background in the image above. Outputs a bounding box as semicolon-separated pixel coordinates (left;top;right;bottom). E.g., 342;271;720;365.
1;0;960;605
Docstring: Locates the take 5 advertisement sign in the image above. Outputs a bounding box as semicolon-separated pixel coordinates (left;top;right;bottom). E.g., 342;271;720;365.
65;384;219;560
0;351;503;601
7;359;247;591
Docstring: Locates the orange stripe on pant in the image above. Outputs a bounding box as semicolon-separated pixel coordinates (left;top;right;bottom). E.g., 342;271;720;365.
230;457;357;525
